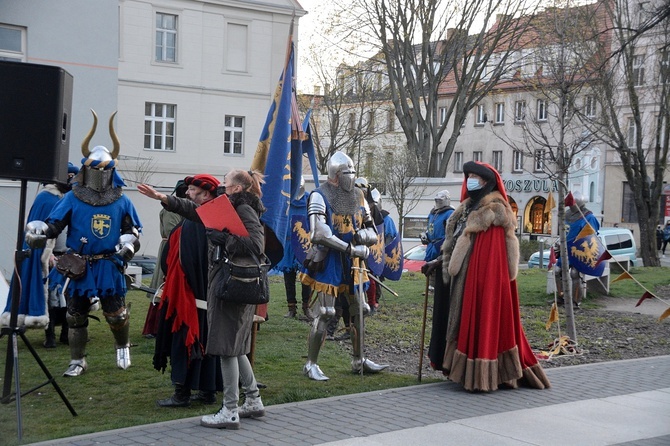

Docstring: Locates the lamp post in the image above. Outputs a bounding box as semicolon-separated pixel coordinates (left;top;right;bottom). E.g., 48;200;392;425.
539;238;545;269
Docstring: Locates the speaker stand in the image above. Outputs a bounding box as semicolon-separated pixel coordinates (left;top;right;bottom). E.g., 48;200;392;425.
1;179;77;441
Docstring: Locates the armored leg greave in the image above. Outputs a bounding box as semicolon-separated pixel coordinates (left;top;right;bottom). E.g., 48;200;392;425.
304;292;335;381
570;268;584;307
63;311;89;377
104;306;131;369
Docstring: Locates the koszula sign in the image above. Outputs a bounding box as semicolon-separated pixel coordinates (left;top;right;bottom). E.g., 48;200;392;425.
503;179;558;194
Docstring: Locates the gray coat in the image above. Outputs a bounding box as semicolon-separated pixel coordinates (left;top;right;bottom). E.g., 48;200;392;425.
205;191;265;357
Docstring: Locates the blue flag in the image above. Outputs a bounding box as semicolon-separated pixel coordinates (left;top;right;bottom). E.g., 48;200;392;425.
251;31;320;267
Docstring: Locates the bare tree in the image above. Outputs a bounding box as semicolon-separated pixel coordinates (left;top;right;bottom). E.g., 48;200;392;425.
299;48;394;174
492;2;606;342
585;0;670;267
324;0;540;177
374;148;426;237
117;155;157;187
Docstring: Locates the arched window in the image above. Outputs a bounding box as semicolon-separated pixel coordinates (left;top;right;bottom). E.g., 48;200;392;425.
589;181;595;202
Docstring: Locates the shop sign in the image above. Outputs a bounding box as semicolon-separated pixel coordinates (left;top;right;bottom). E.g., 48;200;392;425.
503;178;558;194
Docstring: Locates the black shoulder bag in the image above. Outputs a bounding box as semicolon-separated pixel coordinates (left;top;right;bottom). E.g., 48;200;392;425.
211;236;270;305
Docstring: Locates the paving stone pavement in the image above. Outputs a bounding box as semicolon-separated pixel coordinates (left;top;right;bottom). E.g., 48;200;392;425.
26;355;670;446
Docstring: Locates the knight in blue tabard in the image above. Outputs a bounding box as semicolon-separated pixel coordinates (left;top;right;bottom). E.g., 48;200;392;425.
25;110;142;377
421;190;455;263
554;191;600;309
300;151;388;381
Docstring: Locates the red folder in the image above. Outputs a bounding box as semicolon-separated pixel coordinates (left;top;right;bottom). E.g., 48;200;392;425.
195;194;249;237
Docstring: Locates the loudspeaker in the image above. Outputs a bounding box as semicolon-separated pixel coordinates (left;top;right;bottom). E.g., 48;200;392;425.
0;60;73;183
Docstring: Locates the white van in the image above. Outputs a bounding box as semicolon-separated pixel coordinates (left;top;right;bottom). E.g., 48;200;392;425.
527;227;637;268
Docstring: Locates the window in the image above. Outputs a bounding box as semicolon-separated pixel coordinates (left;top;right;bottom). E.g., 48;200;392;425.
439;107;447;125
144;103;176;151
224;115;244;155
348;113;356;133
226;23;248;72
367;110;375;132
495;102;505;124
513;151;523;172
660;50;669;84
621;182;638;223
0;24;25;61
473;151;482;162
365;152;374;177
156;13;177;63
585;95;597;118
627;117;637;148
492;151;503;172
476;105;486;125
534;149;545;172
632;55;645;86
536;99;547;121
387;110;395;132
454;151;464;172
514;100;526;122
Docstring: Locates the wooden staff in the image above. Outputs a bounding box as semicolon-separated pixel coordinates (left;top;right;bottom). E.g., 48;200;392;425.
418;272;430;382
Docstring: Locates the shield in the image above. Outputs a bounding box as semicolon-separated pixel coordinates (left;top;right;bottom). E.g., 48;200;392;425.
568;233;606;277
382;233;404;281
366;223;385;276
290;214;311;265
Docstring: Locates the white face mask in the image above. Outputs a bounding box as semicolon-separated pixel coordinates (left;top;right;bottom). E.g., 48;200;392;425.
467;178;483;191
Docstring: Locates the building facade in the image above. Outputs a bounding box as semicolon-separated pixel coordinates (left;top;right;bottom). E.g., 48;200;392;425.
0;0;306;277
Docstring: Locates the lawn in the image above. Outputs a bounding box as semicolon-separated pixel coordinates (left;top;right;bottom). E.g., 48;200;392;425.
0;266;667;444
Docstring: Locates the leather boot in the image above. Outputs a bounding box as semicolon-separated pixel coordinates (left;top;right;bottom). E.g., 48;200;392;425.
44;319;57;348
284;303;297;318
157;384;191;407
302;303;314;321
59;318;69;345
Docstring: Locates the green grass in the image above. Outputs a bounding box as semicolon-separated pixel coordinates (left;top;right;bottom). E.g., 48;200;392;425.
1;267;668;444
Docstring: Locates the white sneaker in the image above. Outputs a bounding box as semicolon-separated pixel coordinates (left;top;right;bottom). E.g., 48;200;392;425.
239;395;265;418
201;406;240;429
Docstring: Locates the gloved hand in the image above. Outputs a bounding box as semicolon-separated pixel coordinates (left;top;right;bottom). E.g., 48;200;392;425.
421;258;442;277
354;227;377;246
25;220;49;249
207;229;229;246
420;232;429;245
348;244;369;259
116;234;139;261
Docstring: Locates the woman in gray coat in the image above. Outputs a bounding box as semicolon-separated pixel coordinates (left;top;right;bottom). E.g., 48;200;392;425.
201;169;267;430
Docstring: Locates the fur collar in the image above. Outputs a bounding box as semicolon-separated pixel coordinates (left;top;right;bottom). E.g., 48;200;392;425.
443;191;519;280
228;191;265;216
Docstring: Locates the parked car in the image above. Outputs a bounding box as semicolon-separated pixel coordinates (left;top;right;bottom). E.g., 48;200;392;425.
527;227;637;268
128;254;158;277
402;244;426;273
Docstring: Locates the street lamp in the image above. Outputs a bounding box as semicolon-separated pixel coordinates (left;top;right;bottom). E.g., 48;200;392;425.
539;238;545;269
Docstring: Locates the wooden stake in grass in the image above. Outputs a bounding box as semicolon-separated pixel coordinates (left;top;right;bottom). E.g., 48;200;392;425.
418;273;430;382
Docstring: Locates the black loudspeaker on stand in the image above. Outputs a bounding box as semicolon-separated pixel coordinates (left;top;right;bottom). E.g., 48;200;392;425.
0;60;77;440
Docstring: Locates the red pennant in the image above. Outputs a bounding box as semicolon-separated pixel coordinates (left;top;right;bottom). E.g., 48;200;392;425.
564;192;575;207
595;250;612;267
635;291;655;307
548;247;557;270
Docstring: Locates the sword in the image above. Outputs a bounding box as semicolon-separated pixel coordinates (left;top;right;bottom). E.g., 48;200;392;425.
366;272;399;297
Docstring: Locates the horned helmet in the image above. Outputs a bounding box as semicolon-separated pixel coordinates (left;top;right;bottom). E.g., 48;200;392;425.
80;109;120;192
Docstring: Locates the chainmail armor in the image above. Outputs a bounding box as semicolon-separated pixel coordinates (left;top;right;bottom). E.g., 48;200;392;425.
318;181;362;216
72;183;123;206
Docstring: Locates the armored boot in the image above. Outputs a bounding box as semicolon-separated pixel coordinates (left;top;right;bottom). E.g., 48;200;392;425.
284;303;297;318
43;319;57;348
303;295;335;381
350;313;388;374
63;316;89;377
157;384;192;408
106;307;131;370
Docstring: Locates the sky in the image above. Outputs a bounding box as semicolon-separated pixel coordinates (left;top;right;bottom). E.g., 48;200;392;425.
296;0;323;94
